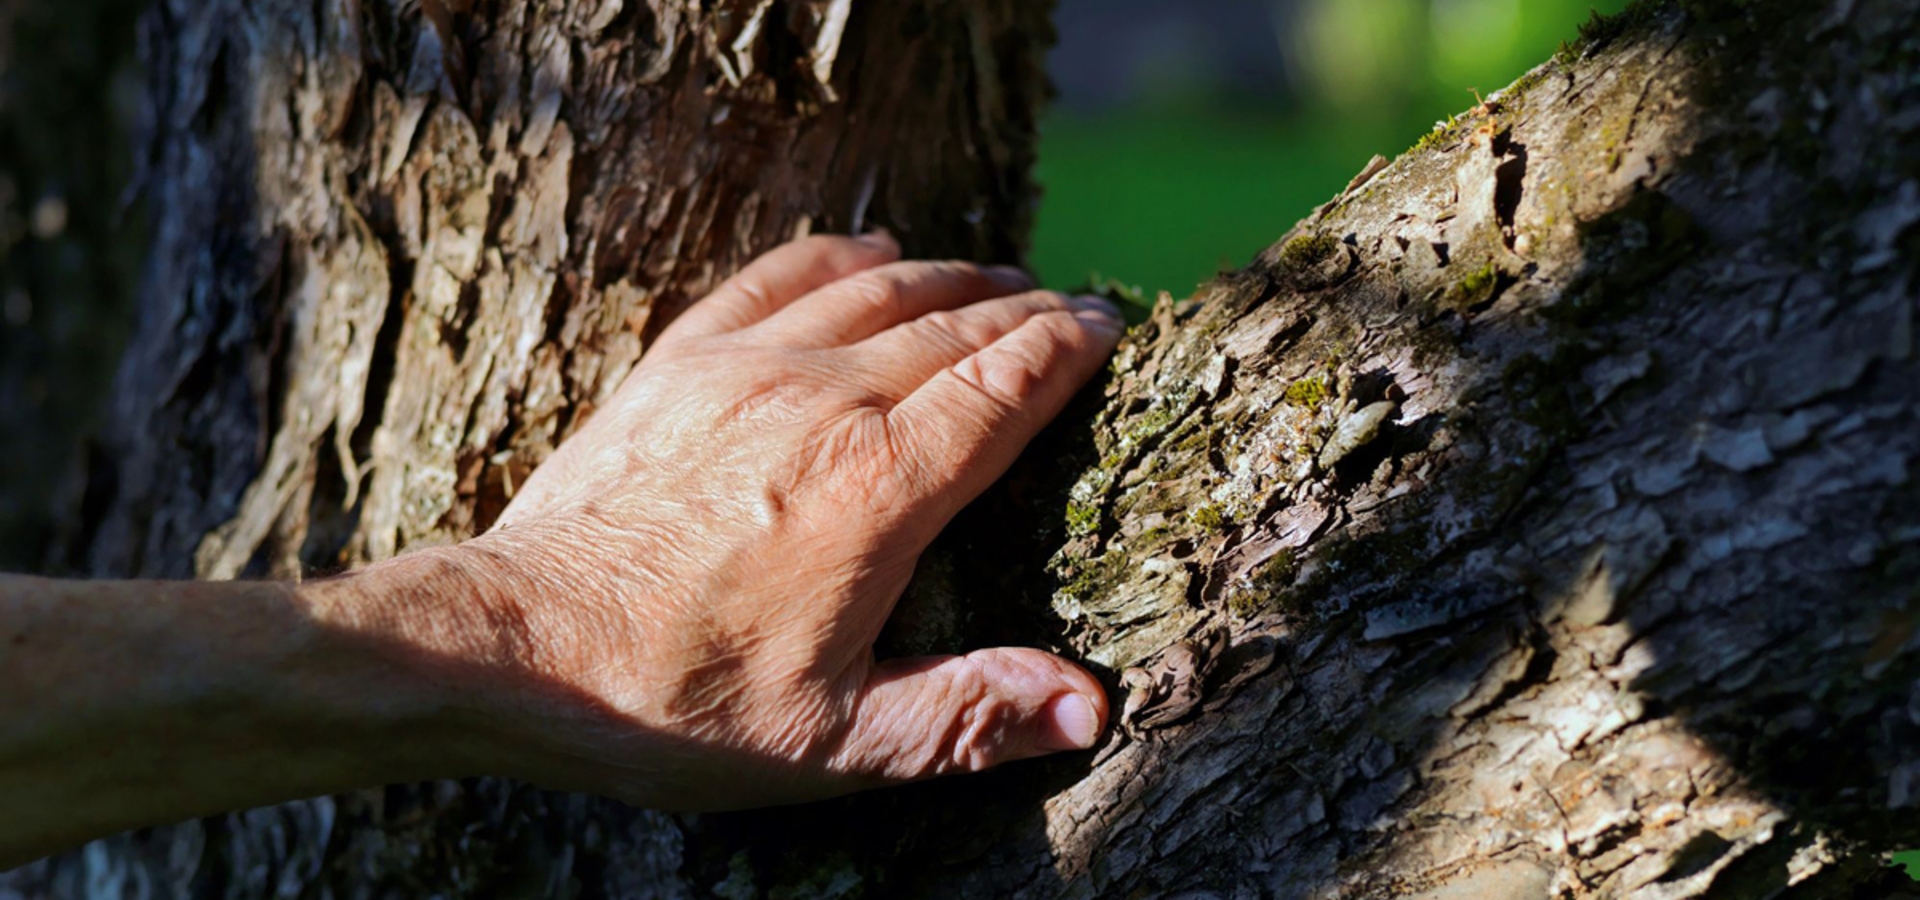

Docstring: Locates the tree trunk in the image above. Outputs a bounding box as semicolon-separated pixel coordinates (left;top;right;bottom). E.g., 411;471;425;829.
9;0;1920;898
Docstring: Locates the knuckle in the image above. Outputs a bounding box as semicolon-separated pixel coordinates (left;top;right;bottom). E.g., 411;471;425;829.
942;695;1016;775
908;309;981;355
917;308;965;336
729;273;775;309
930;259;987;282
951;348;1041;409
845;270;910;316
1026;310;1096;362
795;233;847;251
1032;307;1090;341
1032;290;1075;312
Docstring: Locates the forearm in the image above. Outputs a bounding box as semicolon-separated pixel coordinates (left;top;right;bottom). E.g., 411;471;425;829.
0;240;1124;867
0;553;504;868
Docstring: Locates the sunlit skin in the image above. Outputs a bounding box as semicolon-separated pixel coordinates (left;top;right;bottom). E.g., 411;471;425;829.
0;233;1120;868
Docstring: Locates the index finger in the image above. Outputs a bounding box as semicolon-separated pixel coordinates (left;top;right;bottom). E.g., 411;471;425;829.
660;232;901;344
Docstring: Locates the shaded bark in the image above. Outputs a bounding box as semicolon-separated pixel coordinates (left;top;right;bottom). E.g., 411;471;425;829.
8;0;1920;898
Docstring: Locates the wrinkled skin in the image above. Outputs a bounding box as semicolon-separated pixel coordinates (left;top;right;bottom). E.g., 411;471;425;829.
453;233;1120;809
0;235;1122;865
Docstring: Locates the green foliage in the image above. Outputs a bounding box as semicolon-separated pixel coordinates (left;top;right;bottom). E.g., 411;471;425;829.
1031;0;1633;294
1898;851;1920;881
1032;110;1395;295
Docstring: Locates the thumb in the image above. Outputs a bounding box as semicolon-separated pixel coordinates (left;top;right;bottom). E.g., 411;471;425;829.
831;648;1109;782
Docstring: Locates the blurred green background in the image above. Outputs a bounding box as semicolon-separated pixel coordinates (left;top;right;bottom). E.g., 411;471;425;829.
1031;0;1633;295
1032;2;1917;877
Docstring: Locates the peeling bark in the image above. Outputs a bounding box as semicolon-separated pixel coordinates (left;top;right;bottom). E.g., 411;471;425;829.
7;0;1920;898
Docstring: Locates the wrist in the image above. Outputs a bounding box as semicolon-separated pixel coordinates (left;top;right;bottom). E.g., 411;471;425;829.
306;530;651;793
293;545;536;783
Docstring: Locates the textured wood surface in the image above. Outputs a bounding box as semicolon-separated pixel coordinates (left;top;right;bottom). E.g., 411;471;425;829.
6;0;1920;898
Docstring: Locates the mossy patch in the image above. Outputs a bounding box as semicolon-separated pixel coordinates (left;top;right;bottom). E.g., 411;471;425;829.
1058;551;1132;606
1288;520;1440;611
1410;114;1469;155
1080;273;1151;322
767;853;863;900
1676;0;1759;24
1228;551;1302;618
1169;423;1216;456
1440;263;1502;312
1124;392;1194;445
1135;525;1173;546
1284;374;1331;411
1506;60;1565;100
1189;503;1228;533
1280;232;1340;270
1259;549;1299;589
1557;0;1666;64
1065;500;1102;537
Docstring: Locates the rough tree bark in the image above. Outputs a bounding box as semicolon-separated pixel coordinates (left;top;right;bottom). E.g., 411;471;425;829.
7;0;1920;898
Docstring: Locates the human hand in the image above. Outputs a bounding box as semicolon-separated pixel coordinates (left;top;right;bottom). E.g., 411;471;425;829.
437;233;1122;809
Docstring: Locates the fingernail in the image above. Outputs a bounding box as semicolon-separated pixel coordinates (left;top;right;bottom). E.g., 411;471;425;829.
1044;693;1102;750
856;229;898;252
1070;293;1121;318
1075;311;1125;338
986;265;1036;289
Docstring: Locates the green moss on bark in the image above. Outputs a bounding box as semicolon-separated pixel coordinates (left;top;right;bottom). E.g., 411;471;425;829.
1279;232;1340;270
